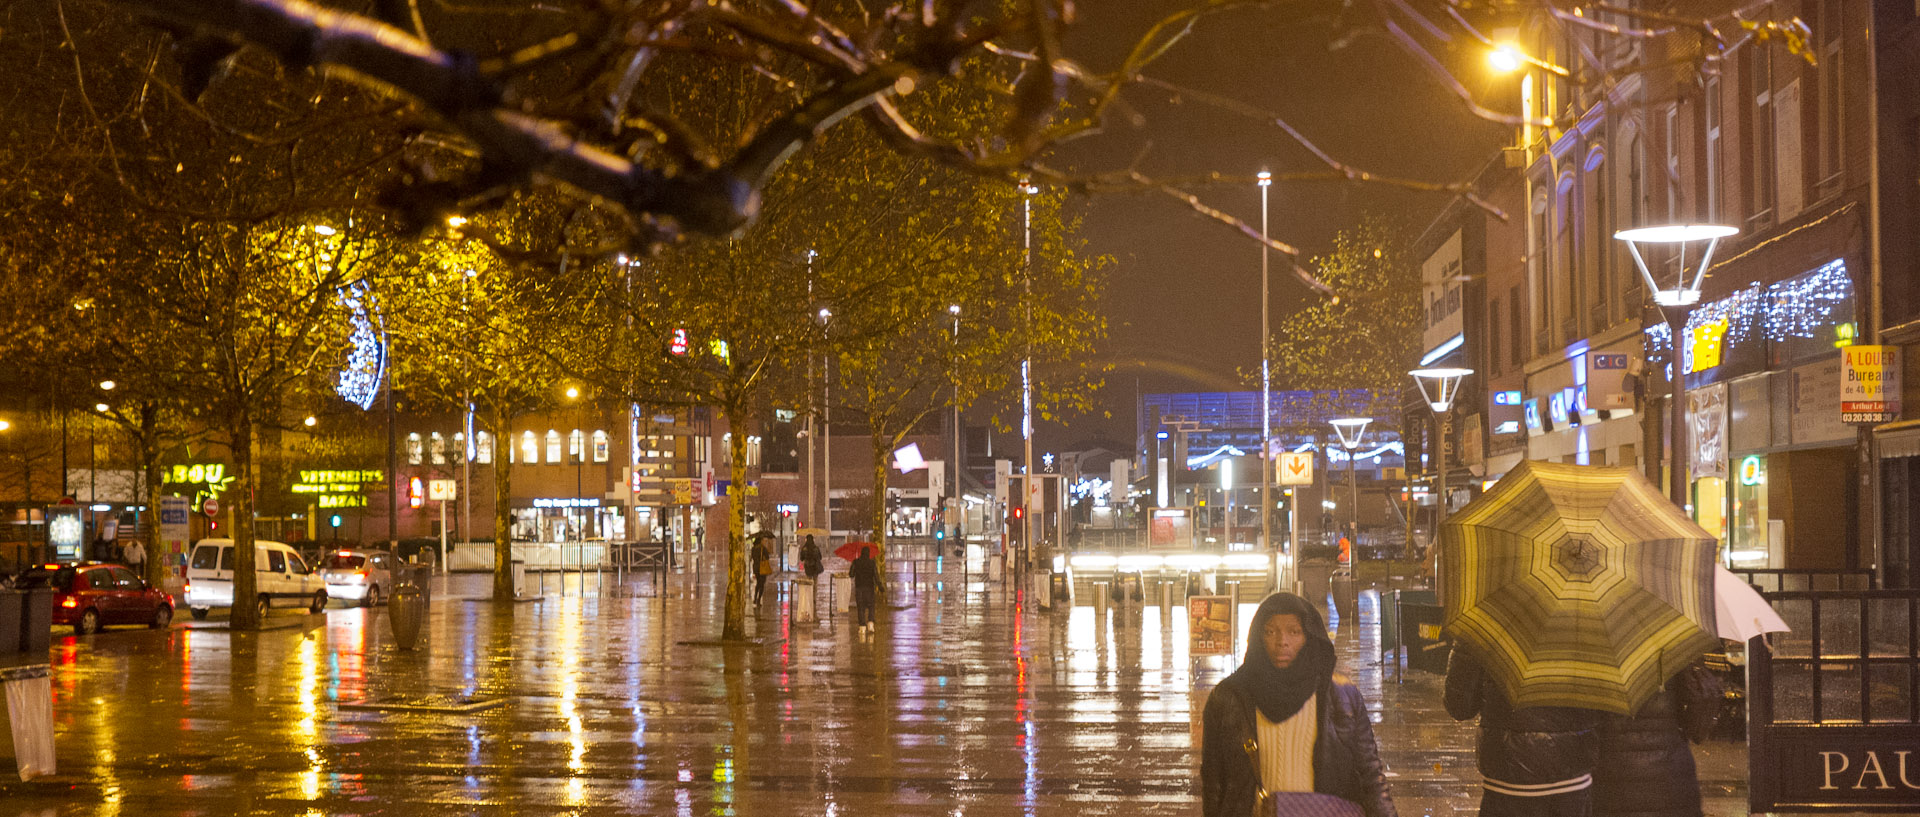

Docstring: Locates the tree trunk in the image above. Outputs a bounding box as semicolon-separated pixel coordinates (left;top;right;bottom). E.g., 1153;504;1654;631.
721;403;751;641
870;434;892;579
229;409;259;629
139;406;166;589
490;403;516;603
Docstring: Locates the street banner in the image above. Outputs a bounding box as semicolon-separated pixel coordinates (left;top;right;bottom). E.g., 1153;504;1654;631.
1841;345;1902;424
1188;595;1235;657
1278;451;1314;486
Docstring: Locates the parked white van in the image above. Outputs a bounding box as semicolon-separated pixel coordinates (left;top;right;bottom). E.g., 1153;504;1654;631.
184;539;329;620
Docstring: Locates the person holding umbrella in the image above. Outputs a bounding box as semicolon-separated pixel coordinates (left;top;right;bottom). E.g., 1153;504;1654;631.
1446;647;1603;817
799;534;824;581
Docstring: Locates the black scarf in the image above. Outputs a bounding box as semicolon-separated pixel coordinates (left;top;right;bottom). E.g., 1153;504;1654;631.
1229;592;1337;723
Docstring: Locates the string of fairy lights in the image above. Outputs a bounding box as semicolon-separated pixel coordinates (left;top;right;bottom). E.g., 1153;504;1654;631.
1642;259;1856;372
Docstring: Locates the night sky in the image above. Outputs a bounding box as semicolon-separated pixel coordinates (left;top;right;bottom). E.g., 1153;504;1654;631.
1031;3;1511;450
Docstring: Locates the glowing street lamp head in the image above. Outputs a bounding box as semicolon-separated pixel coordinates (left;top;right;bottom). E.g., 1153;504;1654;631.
817;306;833;323
94;403;110;413
446;215;468;228
1613;224;1739;244
99;380;115;391
304;416;318;427
564;386;579;400
1329;417;1373;449
1409;367;1474;413
1256;170;1271;188
1488;43;1525;73
948;303;962;316
0;419;10;431
311;224;337;236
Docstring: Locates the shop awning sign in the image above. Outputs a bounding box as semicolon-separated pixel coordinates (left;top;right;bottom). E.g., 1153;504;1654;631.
1841;346;1901;424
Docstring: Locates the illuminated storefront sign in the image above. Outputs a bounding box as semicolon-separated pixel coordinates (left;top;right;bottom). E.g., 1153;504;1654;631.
291;469;384;510
533;497;601;508
1689;318;1730;373
164;462;237;508
1739;455;1764;486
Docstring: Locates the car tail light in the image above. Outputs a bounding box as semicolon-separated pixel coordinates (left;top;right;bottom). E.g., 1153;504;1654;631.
61;597;77;608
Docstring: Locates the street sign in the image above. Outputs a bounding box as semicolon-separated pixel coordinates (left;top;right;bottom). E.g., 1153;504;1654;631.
428;479;458;501
1841;345;1902;424
1277;452;1314;486
201;497;220;517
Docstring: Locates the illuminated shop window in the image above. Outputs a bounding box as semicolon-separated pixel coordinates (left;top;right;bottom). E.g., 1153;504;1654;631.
406;433;423;465
592;430;610;463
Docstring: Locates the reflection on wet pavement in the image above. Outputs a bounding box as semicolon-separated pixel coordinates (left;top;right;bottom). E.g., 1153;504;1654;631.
0;559;1756;815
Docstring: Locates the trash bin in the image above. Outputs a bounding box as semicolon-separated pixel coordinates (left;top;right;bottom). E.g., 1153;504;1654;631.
388;581;425;650
0;590;21;656
1093;581;1110;616
986;553;1004;582
1298;559;1334;617
833;573;853;612
1331;573;1358;626
511;560;528;598
1050;571;1071;603
793;578;817;622
18;588;52;655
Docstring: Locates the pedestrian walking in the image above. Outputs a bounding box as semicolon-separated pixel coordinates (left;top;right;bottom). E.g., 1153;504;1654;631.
1445;648;1603;817
1591;659;1722;817
750;538;772;604
800;535;824;581
124;540;147;579
850;546;880;635
1200;592;1397;817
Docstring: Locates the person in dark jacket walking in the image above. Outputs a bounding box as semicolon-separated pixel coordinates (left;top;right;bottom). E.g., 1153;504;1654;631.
849;546;880;635
800;535;824;581
1201;593;1397;817
1446;648;1604;817
1591;659;1722;817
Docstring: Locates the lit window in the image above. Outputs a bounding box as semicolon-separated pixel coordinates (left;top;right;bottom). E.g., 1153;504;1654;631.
546;430;562;463
521;431;538;464
569;429;584;460
452;432;466;465
430;432;447;465
592;430;610;463
406;433;423;465
476;431;494;464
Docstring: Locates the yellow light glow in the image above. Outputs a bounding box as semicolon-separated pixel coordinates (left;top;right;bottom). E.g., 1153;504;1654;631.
1488;44;1524;73
99;380;116;390
446;215;468;228
565;386;579;400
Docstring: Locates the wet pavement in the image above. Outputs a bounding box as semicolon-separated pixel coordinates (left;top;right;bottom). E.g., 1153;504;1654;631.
0;554;1762;816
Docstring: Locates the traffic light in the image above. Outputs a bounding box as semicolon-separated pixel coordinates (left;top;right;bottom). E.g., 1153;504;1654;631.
329;514;343;528
1011;506;1024;520
935;528;945;541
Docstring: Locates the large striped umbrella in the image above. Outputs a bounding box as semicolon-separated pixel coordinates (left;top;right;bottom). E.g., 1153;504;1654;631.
1441;460;1719;715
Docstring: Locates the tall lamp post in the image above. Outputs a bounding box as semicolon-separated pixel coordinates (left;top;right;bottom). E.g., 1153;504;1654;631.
1019;179;1037;573
949;303;963;546
1258;170;1275;579
1329;417;1371;539
1614;224;1738;510
816;306;835;539
1409;367;1473;556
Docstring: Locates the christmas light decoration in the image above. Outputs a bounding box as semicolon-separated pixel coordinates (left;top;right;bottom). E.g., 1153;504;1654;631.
1764;259;1854;343
336;280;387;410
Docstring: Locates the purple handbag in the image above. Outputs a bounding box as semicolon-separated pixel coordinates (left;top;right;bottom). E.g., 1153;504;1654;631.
1264;792;1366;817
1243;738;1367;817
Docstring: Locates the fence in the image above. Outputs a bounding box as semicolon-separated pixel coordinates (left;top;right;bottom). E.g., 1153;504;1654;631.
1733;568;1876;594
1746;588;1920;811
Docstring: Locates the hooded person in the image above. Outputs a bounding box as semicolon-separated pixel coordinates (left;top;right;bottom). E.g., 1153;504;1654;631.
1201;593;1397;817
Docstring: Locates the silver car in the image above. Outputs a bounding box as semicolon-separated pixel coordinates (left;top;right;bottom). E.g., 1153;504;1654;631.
317;549;397;607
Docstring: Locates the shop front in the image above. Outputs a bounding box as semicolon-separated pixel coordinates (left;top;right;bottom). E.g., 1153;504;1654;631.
512;497;624;542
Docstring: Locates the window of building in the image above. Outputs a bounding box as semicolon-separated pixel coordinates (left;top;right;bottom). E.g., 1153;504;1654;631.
1616;126;1646;313
521;431;538;464
1705;76;1722;222
1582;144;1609;332
452;432;465;465
1530;184;1551;354
1744;51;1775;226
592;430;610;463
568;429;584;462
477;431;494;464
406;433;423;465
1814;0;1845;197
546;430;563;463
1489;296;1503;376
430;432;446;465
1775;78;1804;220
1555;171;1577;344
1509;286;1525;368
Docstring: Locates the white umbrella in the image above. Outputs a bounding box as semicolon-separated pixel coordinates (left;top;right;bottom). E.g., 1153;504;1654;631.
1714;565;1791;642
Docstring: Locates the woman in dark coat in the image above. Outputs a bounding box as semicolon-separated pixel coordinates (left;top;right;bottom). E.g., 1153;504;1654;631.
1445;648;1604;817
1591;660;1721;817
1201;593;1397;817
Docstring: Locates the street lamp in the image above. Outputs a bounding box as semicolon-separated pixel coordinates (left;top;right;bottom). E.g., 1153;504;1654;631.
1019;179;1038;574
1615;224;1738;509
815;305;835;538
1257;170;1276;582
1329;417;1371;540
949;303;963;547
1409;367;1472;530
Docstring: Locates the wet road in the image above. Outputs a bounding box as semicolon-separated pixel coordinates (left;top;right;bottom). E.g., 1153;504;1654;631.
0;556;1757;816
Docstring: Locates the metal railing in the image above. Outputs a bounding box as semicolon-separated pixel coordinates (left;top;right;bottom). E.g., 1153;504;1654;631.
1733;568;1876;594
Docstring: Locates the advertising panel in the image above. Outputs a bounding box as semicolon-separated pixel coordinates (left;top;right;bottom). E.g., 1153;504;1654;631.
1187;595;1235;657
1840;345;1902;424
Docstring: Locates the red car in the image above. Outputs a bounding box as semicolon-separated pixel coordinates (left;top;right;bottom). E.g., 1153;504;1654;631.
14;563;174;634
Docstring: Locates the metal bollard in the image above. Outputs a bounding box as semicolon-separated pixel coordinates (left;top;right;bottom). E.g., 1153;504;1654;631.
1094;581;1109;617
388;567;427;650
